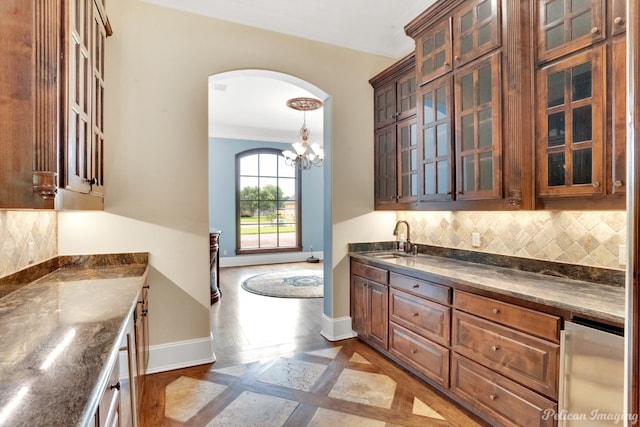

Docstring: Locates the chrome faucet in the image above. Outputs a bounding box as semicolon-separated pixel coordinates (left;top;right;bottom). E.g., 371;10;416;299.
393;220;413;253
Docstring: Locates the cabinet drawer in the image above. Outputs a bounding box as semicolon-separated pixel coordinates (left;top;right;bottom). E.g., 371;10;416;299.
454;290;560;342
351;260;388;284
390;289;450;346
389;272;450;304
452;311;559;399
451;354;556;427
389;323;450;388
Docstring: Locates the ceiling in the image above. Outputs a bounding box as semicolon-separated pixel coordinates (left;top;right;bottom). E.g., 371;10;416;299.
142;0;436;142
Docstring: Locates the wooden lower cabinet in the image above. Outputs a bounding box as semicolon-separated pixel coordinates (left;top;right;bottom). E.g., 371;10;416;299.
451;353;557;427
389;323;450;387
350;258;562;426
452;310;559;399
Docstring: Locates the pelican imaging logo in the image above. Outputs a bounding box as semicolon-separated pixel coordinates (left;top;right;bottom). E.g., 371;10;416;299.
541;409;639;425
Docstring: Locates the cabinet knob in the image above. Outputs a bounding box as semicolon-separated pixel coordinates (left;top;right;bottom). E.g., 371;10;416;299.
457;191;464;195
413;284;420;289
412;312;420;317
491;345;499;352
489;394;497;401
110;381;121;391
444;61;450;67
590;27;599;34
614;17;625;25
592;181;601;188
411;349;418;354
615;180;624;187
492;308;500;315
454;56;460;61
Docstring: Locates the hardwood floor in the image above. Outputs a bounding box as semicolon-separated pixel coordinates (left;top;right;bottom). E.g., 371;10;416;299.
138;262;488;426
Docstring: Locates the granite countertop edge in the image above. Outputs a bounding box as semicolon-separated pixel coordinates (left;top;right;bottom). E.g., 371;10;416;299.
0;253;149;427
350;246;625;325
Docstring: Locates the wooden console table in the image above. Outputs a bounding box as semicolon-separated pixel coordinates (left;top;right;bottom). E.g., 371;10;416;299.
210;231;221;304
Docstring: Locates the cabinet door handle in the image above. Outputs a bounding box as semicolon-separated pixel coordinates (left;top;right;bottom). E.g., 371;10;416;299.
110;381;121;391
492;308;500;315
614;17;624;25
615;180;624;187
412;284;420;289
592;181;601;188
590;26;599;34
411;349;418;354
412;312;420;317
491;345;499;352
489;393;497;401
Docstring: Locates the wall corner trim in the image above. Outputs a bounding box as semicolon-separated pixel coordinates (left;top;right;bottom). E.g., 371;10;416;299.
146;333;216;374
320;314;357;341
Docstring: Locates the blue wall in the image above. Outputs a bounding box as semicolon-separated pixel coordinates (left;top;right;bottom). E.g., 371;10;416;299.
209;137;324;259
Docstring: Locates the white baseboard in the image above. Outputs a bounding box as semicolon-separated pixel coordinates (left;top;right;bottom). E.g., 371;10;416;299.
320;314;357;341
220;252;323;267
146;333;216;374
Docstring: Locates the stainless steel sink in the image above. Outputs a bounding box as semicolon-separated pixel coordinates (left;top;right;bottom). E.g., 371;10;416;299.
366;251;412;259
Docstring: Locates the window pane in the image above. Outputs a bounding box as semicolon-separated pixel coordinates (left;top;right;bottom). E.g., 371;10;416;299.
410;148;418;170
548;112;565;146
478;108;493;147
411;174;418;196
425;163;436;195
278;156;295;178
461;34;474;55
437;161;449;194
477;0;492;21
423;58;434;76
402;175;411;197
462;114;475;151
240;201;257;221
546;0;563;23
434;51;445;69
423;91;434;124
546;24;564;50
478;24;491;47
259;153;278;177
548;152;565;186
436;124;448;156
462;155;475;192
461;11;473;33
436;86;447;120
571;0;590;12
424;127;435;158
461;74;474;110
434;30;445;48
572;61;592;101
401;126;411;148
480;152;493;190
279;177;296;199
410;123;417;146
239;177;259;199
423;37;434;56
572;148;592;184
401;150;409;171
573;105;592;142
478;65;492;104
240;154;258;175
571;12;591;40
547;71;565;107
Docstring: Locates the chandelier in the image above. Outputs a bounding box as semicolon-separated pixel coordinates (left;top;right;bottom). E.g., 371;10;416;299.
282;97;324;170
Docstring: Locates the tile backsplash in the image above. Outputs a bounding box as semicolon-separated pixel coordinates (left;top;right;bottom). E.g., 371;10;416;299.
0;210;58;278
398;211;626;270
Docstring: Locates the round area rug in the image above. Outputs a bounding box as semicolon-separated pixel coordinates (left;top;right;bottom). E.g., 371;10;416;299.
241;270;323;298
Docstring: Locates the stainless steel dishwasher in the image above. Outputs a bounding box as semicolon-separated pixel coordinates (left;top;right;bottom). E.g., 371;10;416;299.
558;319;625;426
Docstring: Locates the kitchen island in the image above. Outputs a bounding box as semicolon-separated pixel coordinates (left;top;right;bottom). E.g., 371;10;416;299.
0;253;148;427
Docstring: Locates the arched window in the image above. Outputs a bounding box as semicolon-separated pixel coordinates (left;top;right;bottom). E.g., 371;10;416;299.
236;148;301;254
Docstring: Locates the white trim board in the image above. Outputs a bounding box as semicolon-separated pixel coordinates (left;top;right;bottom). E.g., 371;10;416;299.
320;314;357;341
220;252;323;267
145;334;216;374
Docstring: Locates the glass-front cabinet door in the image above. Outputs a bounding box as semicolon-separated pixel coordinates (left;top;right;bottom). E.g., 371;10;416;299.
536;45;605;197
374;126;397;206
454;52;502;200
536;0;605;62
452;0;501;67
396;72;417;122
419;76;453;202
398;117;419;204
416;18;452;85
374;81;397;129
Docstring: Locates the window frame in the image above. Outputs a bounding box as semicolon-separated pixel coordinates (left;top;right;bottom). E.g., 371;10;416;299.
235;148;302;255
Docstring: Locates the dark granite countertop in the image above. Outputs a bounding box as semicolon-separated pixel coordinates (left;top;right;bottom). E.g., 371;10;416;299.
350;247;625;326
0;253;149;427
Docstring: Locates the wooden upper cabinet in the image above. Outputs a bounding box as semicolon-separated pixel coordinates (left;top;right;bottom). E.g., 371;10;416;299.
419;76;454;202
373;57;416;130
454;52;502;200
416;18;452;85
536;45;606;198
536;0;605;63
374;126;397;206
611;36;626;196
452;0;501;67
